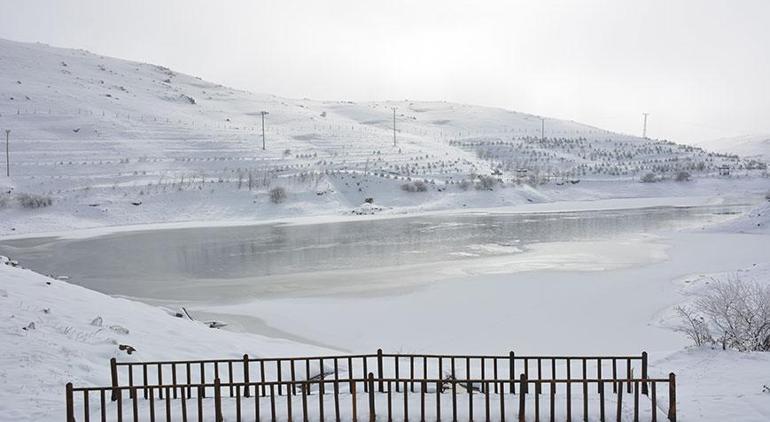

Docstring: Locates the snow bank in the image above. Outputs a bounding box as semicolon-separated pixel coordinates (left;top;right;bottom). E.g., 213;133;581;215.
0;259;335;421
711;201;770;234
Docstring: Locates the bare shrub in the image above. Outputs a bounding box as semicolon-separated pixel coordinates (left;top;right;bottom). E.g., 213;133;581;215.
475;176;498;191
269;187;287;204
674;306;713;347
640;172;658;183
675;171;691;182
458;179;471;191
401;181;427;192
17;193;53;208
677;277;770;351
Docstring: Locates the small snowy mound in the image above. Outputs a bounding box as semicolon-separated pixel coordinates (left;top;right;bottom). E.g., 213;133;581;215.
713;201;770;233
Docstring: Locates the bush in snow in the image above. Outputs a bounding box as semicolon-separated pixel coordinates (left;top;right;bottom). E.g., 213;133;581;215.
640;172;658;183
17;193;53;208
475;176;498;191
675;171;691;182
675;306;713;347
401;181;428;192
676;276;770;352
269;187;287;204
765;190;770;201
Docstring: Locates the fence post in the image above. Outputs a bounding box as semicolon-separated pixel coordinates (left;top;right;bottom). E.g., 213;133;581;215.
641;352;649;396
509;351;515;394
215;378;223;422
518;373;526;422
66;382;75;422
667;373;676;422
243;354;251;398
377;349;384;393
368;372;376;421
110;358;119;401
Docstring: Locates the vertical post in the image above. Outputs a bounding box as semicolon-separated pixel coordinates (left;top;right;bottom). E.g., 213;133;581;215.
377;349;384;392
4;129;9;177
110;358;119;401
244;354;251;398
66;382;75;422
667;373;676;422
616;381;623;422
392;107;397;147
509;352;515;394
368;373;376;421
518;374;526;422
540;118;545;142
641;352;649;396
260;111;268;150
214;378;223;422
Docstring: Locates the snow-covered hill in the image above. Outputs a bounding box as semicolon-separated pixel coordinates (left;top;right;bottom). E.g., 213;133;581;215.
0;38;766;235
695;134;770;161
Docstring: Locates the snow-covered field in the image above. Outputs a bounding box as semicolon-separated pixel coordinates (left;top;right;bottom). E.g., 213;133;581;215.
1;37;770;421
2;202;769;421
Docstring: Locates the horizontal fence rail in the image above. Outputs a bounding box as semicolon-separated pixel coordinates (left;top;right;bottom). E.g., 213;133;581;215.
109;351;649;401
67;351;676;422
67;375;676;422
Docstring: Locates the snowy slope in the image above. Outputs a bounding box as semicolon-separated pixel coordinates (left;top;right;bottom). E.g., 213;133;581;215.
0;38;766;237
695;134;770;161
0;259;335;421
0;38;608;142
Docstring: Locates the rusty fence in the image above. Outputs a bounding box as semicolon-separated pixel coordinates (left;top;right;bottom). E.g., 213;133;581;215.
66;350;676;421
108;350;650;399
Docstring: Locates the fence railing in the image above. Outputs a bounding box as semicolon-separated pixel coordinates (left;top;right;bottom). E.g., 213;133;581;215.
67;350;675;422
67;373;676;422
109;350;649;401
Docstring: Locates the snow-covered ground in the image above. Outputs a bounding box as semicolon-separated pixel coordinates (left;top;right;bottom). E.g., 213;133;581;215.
1;37;769;421
695;134;770;161
1;38;767;237
0;259;335;421
2;201;769;421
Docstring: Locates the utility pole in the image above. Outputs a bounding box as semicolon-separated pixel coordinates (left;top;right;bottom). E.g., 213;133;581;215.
260;111;268;150
540;118;545;142
4;129;9;177
642;113;649;139
392;107;397;146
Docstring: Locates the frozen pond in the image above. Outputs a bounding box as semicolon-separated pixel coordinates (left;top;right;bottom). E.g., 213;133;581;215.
0;205;747;302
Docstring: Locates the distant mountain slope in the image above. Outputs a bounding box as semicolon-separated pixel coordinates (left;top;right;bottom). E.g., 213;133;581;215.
0;38;606;142
0;38;765;236
695;134;770;161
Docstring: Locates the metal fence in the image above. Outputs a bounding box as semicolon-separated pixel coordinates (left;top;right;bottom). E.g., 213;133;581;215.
66;350;675;421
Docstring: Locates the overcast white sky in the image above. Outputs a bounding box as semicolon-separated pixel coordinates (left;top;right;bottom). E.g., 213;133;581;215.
0;0;768;143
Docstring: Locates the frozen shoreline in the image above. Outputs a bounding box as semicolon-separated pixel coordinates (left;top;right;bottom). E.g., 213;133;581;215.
0;190;751;241
1;201;769;420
